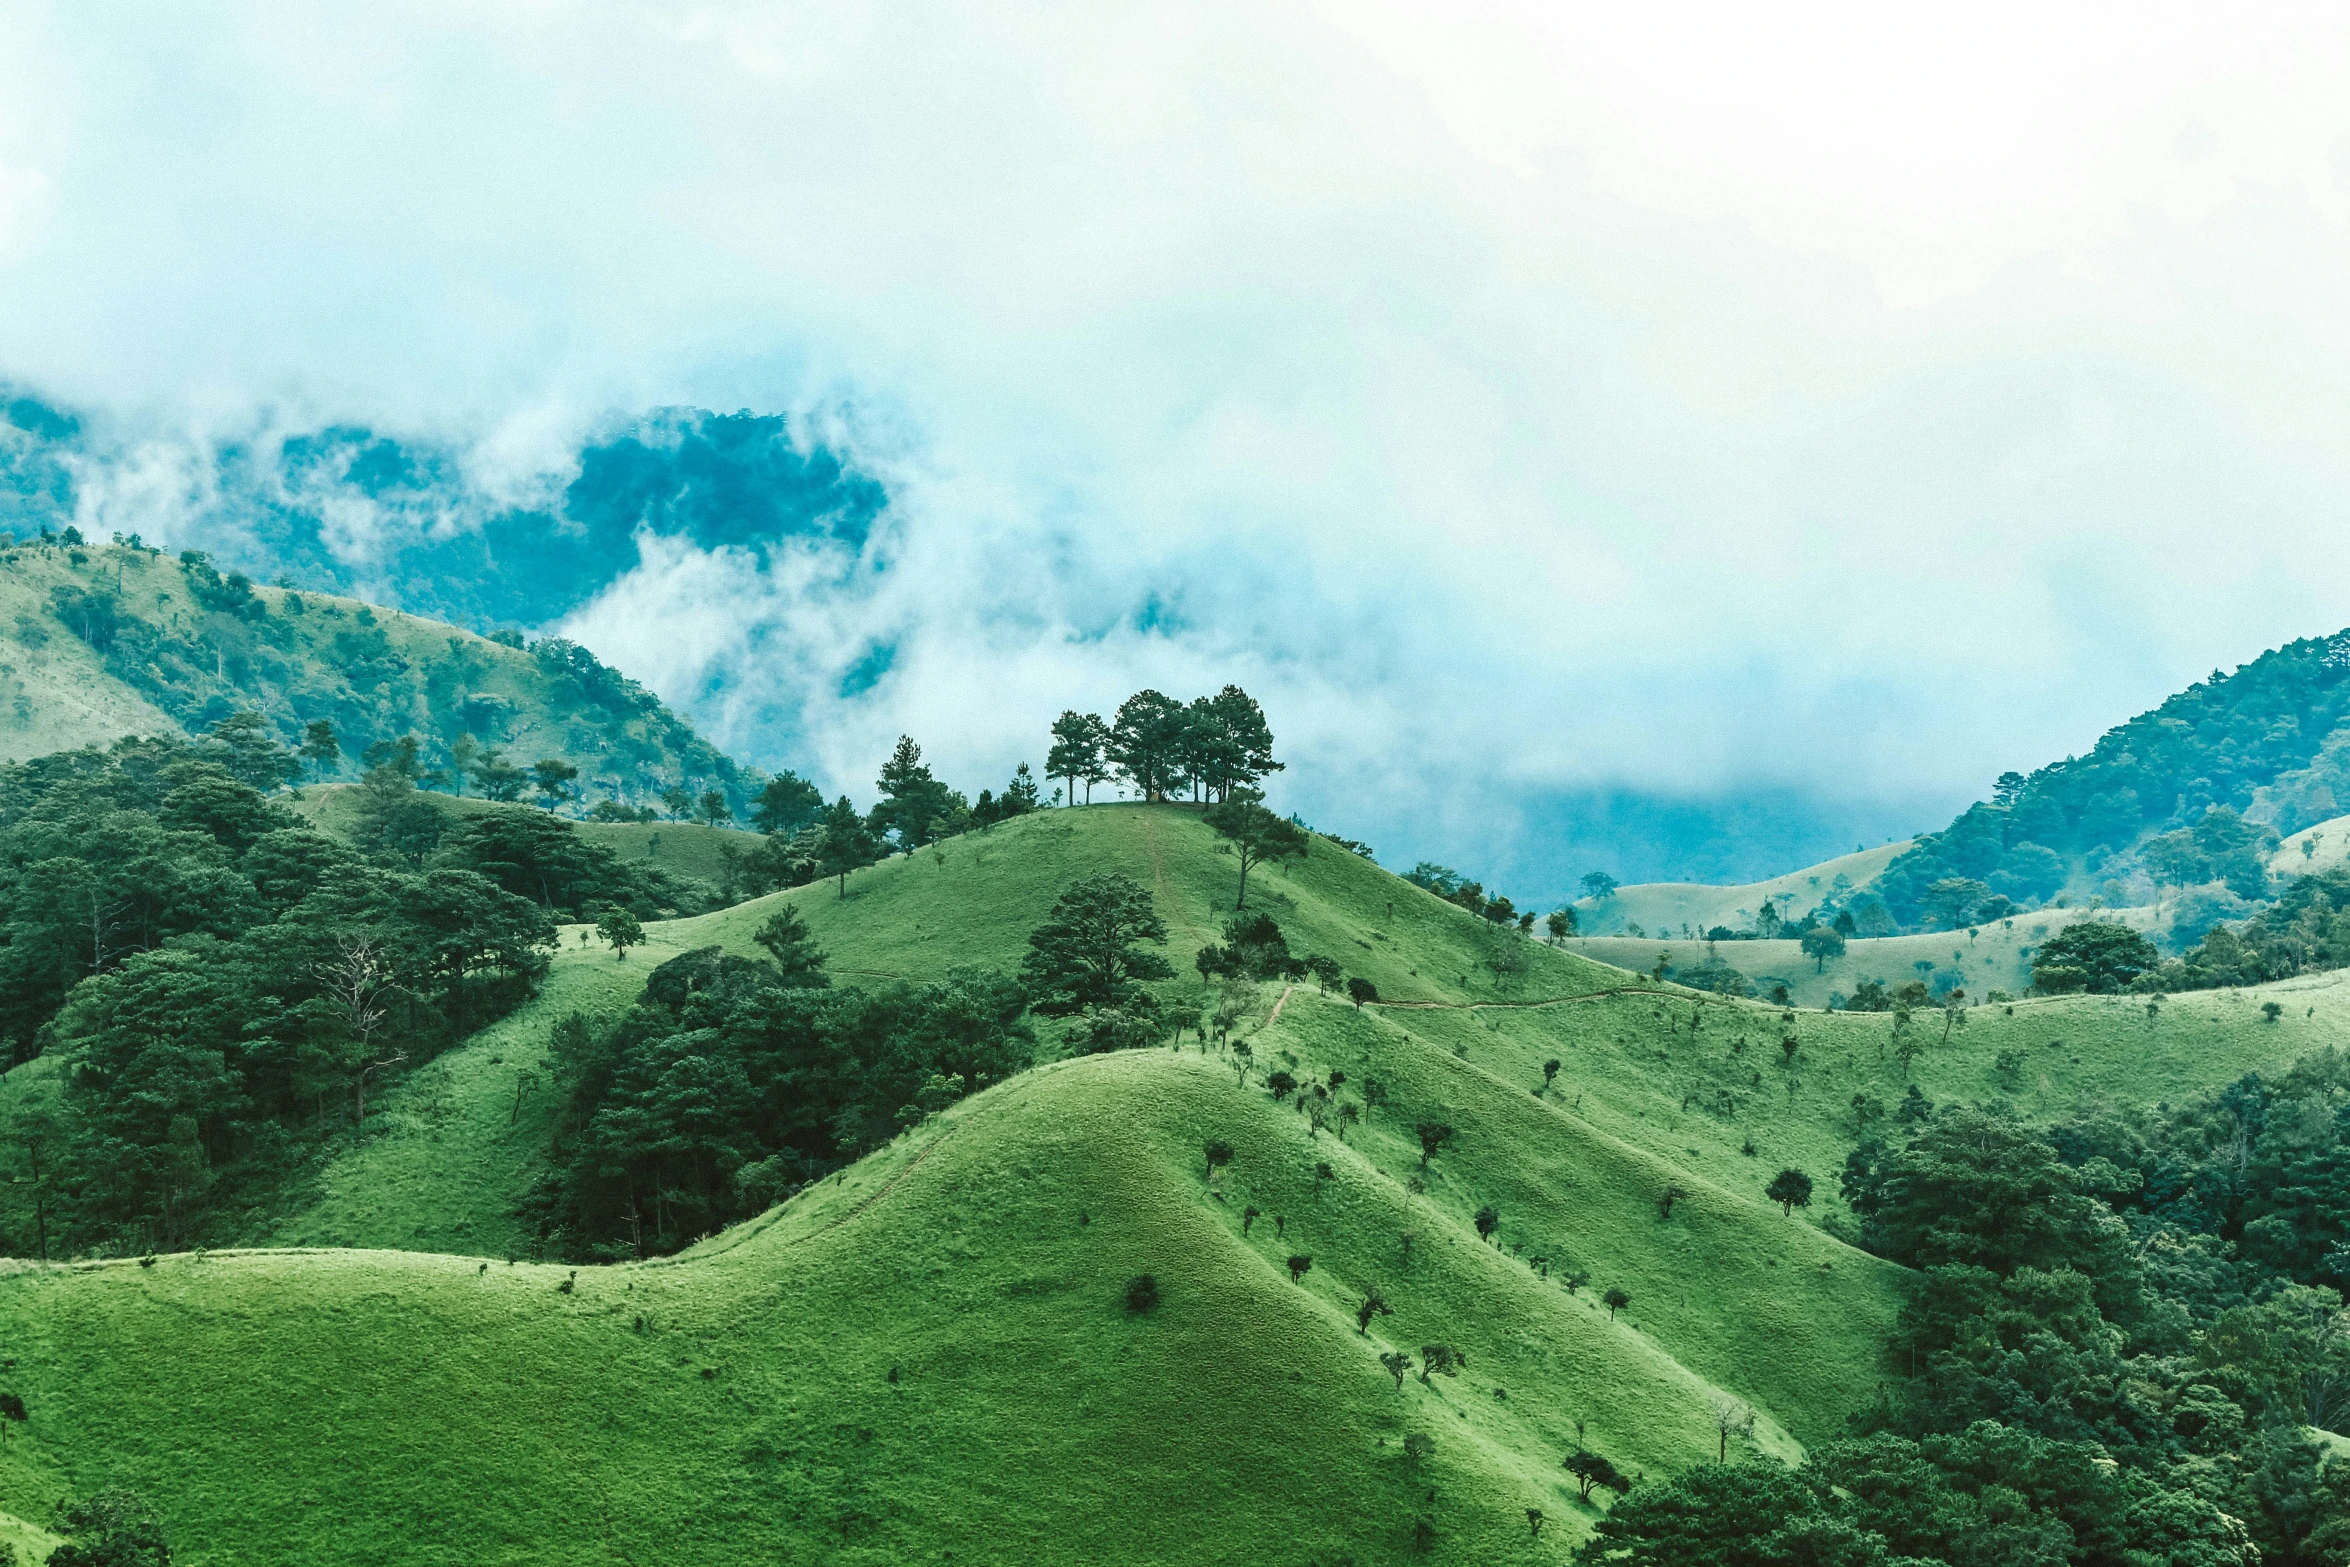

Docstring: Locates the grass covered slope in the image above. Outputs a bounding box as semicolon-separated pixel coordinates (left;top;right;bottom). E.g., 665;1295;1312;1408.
0;540;747;805
1572;841;1910;938
11;1047;1835;1565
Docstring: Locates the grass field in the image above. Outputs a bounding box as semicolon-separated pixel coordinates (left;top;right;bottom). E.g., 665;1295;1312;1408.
10;803;2343;1562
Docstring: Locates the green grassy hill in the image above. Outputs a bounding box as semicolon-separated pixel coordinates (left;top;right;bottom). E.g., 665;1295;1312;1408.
7;803;2343;1563
1557;903;2168;1010
1574;841;1910;938
2273;811;2350;877
0;539;748;808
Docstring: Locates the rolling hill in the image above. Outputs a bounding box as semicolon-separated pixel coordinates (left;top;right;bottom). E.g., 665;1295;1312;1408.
0;537;751;809
1571;841;1911;939
5;803;2338;1561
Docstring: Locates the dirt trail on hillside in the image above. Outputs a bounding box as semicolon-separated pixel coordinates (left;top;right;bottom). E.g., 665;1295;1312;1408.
1369;985;1709;1013
1267;983;1299;1023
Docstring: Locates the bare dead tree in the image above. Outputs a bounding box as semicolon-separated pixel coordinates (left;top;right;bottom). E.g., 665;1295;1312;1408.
319;937;405;1135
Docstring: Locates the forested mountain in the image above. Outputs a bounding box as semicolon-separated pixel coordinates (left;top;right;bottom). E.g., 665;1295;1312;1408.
0;535;751;811
1875;630;2350;929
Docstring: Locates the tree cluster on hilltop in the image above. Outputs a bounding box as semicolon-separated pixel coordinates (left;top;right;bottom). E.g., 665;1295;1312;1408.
1046;686;1279;805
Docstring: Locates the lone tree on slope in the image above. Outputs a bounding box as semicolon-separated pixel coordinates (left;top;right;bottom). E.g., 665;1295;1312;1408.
1202;791;1310;909
1286;1254;1313;1284
1766;1168;1814;1216
1203;1139;1234;1181
1800;927;1846;972
596;904;644;961
1603;1287;1631;1322
1416;1122;1455;1169
1019;873;1175;1014
1347;976;1378;1008
1474;1204;1501;1244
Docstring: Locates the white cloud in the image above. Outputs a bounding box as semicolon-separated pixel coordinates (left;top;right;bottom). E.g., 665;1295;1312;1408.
8;2;2350;888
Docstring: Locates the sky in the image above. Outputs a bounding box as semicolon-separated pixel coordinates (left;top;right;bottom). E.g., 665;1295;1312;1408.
6;2;2350;899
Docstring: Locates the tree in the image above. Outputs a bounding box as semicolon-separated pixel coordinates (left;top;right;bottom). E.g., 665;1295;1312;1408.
596;904;644;960
752;905;829;987
1418;1343;1464;1382
317;936;404;1135
1659;1183;1688;1218
1204;1138;1234;1180
660;784;694;820
1546;907;1577;941
1019;873;1174;1014
874;736;953;848
1474;1203;1500;1243
48;1487;174;1567
1125;1274;1159;1313
1266;1070;1297;1102
531;757;580;810
1202;791;1310;909
1416;1121;1455;1168
1002;763;1042;815
1541;1058;1561;1095
1048;710;1108;805
814;796;881;897
206;710;300;791
299;718;341;778
1202;685;1281;800
1766;1167;1814;1216
1286;1254;1312;1283
1356;1288;1392;1335
2030;921;2160;994
1381;1350;1412;1389
1923;876;1991;929
1108;690;1189;799
1347;976;1378;1008
1564;1449;1629;1503
1603;1286;1631;1322
471;749;528;802
1800;928;1847;972
697;790;732;828
752;771;823;835
1581;871;1619;901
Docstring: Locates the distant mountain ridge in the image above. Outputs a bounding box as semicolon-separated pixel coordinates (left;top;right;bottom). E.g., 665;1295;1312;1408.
0;536;752;809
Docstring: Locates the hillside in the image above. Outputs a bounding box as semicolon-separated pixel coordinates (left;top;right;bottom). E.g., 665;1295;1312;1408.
1875;626;2350;929
0;803;2307;1560
1571;841;1911;938
0;537;751;809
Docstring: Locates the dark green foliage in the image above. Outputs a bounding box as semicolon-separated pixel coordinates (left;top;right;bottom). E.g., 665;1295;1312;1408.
596;904;644;959
1602;1287;1630;1321
751;770;822;835
2028;922;2160;994
873;735;961;850
1069;1007;1163;1053
1473;1203;1499;1243
1800;927;1847;971
431;808;700;920
751;904;830;988
1285;1253;1312;1283
1766;1168;1813;1215
1193;910;1308;982
1415;1121;1453;1167
532;949;1033;1258
1562;1448;1629;1503
49;1486;174;1567
1124;1273;1158;1313
1347;976;1378;1007
815;795;883;896
1019;873;1173;1015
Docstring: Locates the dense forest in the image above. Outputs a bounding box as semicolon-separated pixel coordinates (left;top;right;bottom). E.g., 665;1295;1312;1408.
1876;633;2350;930
1583;1055;2350;1564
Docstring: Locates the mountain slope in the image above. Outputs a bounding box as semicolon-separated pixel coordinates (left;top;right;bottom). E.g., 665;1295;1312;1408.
1571;841;1912;938
0;538;750;807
